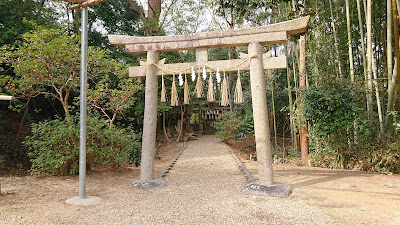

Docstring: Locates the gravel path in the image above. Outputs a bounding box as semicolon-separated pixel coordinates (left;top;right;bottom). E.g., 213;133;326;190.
1;135;336;224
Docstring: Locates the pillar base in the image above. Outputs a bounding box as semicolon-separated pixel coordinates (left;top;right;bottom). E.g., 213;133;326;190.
65;196;102;206
131;178;166;189
243;182;291;197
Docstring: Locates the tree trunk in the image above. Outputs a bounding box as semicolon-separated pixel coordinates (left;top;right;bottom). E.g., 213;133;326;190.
109;111;117;129
162;110;171;143
176;103;185;143
73;10;80;35
147;0;161;36
346;0;355;81
329;0;343;79
62;101;70;120
128;0;161;36
13;97;30;149
299;35;309;161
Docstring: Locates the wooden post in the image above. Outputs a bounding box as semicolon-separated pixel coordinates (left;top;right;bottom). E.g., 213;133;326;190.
140;50;159;182
248;42;274;186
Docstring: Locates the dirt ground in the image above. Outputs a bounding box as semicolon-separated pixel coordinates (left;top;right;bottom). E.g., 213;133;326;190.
1;137;400;224
244;161;400;224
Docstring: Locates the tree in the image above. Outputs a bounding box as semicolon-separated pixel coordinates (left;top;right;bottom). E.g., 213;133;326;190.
128;0;162;36
87;73;142;128
0;0;57;45
1;26;126;119
87;0;143;62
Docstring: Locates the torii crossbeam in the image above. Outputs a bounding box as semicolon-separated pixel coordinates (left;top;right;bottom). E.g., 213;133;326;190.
109;16;309;196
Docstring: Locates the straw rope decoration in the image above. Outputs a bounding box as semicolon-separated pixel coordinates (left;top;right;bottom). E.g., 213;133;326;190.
170;74;179;106
234;70;244;103
149;54;255;78
195;68;203;98
160;72;167;102
220;71;229;106
183;73;190;104
207;70;215;102
145;54;256;105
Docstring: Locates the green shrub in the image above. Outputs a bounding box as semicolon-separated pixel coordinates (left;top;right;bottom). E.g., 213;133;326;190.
303;80;364;137
239;110;255;135
303;80;365;168
365;142;400;174
24;114;140;175
212;111;242;140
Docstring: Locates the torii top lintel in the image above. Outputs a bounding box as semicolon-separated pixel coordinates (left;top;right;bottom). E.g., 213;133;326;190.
108;16;309;54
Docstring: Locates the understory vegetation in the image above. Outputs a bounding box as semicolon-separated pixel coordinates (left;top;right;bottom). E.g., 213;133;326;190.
25;115;140;175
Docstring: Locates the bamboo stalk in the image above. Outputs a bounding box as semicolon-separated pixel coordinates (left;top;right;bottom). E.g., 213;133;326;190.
388;0;393;84
372;51;384;135
329;0;343;79
385;58;398;128
285;45;297;152
292;44;299;101
393;0;400;108
357;0;368;81
366;0;374;121
268;69;278;146
346;0;355;81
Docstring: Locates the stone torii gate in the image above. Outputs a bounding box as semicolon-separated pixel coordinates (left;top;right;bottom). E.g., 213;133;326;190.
108;16;309;196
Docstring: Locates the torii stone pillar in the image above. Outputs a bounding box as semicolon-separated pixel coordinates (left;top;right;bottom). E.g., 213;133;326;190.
248;42;274;186
241;43;291;196
131;50;166;188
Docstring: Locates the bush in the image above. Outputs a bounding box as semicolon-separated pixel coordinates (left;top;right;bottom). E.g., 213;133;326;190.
212;111;242;140
24;114;140;175
303;80;364;137
303;80;365;168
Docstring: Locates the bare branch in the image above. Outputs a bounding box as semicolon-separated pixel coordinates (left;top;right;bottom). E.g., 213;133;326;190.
92;104;112;121
159;0;178;30
128;0;146;18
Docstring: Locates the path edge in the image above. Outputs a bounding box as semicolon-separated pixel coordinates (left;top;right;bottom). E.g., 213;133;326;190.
226;142;291;197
